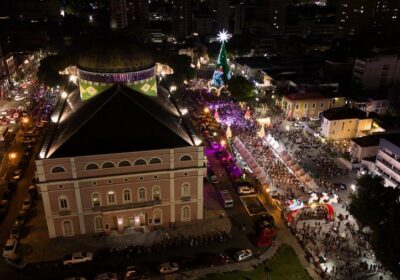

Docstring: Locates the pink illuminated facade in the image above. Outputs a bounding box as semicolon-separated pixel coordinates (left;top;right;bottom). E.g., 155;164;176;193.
36;147;205;238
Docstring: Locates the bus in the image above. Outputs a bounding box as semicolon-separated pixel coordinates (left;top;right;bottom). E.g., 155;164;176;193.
219;190;233;208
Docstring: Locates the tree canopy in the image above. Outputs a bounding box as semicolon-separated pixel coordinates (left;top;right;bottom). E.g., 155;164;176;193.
37;55;75;88
226;76;256;101
349;174;400;277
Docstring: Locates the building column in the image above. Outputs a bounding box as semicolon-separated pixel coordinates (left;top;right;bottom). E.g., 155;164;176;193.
35;160;46;182
40;184;56;238
170;149;174;169
73;182;86;234
70;158;77;179
170;173;175;223
197;170;204;220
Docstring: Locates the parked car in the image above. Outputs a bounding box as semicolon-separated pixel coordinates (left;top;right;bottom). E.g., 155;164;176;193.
10;225;22;239
63;252;93;265
4;255;26;269
159;262;179;274
3;239;18;258
210;175;219;184
234;249;253;262
94;272;118;280
256;220;275;232
124;266;147;280
333;183;347;190
22;196;32;210
0;199;9;218
15;210;28;226
237;186;256;195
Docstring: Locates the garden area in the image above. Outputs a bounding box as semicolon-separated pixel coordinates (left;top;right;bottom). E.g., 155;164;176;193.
204;245;311;280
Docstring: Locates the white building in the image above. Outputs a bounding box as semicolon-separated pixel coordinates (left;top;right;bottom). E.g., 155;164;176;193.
321;107;373;140
352;96;389;115
353;55;400;90
374;135;400;188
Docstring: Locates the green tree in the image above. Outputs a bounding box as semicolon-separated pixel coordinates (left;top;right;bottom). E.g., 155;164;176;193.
226;76;255;101
37;55;72;88
349;174;400;277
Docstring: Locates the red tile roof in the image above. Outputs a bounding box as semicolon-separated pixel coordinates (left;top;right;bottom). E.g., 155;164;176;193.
284;92;329;101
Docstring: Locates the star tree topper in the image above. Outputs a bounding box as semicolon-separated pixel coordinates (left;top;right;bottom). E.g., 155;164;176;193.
217;29;232;43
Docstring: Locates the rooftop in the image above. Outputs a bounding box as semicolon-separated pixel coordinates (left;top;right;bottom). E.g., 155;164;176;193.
322;107;368;121
77;34;154;73
284;91;329;101
45;84;195;158
351;132;400;147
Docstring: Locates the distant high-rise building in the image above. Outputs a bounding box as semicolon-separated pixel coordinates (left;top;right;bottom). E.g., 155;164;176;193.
214;0;230;31
335;0;400;37
12;0;60;21
127;0;149;28
172;0;192;37
267;0;289;34
234;2;245;34
110;0;128;29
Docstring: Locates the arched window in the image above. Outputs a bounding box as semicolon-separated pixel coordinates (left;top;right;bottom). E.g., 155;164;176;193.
181;206;191;222
179;155;192;161
58;196;69;210
123;189;131;203
153;209;162;225
182;183;190;197
134;159;147;166
86;163;99;170
149;157;162;164
152;186;161;201
107;191;116;205
138;188;146;201
94;216;103;232
51;166;65;173
62;220;74;236
92;193;101;207
118;160;131;167
102;162;115;168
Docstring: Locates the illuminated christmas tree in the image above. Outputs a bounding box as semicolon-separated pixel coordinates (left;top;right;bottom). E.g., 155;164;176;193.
212;30;232;87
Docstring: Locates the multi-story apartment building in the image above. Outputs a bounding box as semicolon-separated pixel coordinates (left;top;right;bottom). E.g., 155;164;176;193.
335;0;400;38
374;135;400;188
321;107;373;140
281;91;346;120
352;96;389;115
353;55;400;90
110;0;128;29
172;0;192;37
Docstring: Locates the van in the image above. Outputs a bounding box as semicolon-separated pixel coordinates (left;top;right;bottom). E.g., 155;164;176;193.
219;190;233;208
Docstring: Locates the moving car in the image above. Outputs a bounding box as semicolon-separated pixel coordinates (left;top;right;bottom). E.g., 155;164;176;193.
234;249;253;262
11;169;22;181
219;190;233;208
3;239;18;258
28;184;37;197
333;183;347;190
0;199;9;218
124;266;147;280
159;262;179;274
237;185;256;195
63;252;93;265
14;210;28;226
94;272;118;280
22;196;32;210
4;255;26;269
10;225;22;239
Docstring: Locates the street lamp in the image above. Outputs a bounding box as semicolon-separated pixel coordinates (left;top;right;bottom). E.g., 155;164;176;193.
351;184;356;192
69;75;78;84
204;107;210;114
170;85;177;92
61;91;68;99
9;152;17;160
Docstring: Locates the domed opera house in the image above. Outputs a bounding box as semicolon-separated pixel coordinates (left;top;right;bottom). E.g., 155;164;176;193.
35;36;205;238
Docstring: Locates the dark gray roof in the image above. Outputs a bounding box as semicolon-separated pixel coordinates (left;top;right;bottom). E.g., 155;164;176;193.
351;133;400;147
322;107;368;121
46;84;194;158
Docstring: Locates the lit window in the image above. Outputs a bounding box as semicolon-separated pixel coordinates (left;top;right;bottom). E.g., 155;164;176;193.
152;186;161;200
107;191;116;205
92;193;101;207
94;216;103;232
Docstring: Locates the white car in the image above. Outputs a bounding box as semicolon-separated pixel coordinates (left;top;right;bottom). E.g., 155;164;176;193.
94;272;118;280
63;252;93;265
234;249;253;262
3;239;18;258
159;262;179;274
237;186;256;195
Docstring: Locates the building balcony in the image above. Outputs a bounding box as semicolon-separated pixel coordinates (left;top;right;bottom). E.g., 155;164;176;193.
181;196;191;202
93;200;162;212
377;156;400;176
